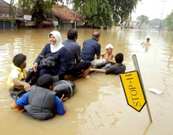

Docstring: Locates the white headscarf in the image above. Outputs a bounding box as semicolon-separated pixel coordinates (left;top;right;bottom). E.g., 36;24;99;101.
105;43;114;49
49;30;64;53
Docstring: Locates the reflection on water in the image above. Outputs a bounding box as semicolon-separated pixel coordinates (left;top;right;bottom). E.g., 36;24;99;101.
0;28;173;135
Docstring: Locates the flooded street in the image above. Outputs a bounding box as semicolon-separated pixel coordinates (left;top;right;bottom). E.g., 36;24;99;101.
0;28;173;135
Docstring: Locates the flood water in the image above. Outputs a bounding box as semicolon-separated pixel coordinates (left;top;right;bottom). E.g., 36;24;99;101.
0;27;173;135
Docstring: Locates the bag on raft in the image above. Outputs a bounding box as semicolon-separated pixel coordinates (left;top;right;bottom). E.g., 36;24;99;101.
53;80;75;99
39;55;56;68
91;59;107;68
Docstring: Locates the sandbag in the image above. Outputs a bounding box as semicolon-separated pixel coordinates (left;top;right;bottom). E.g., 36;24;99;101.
53;80;75;99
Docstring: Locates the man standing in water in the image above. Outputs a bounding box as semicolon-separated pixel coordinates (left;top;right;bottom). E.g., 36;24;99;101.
81;31;101;63
142;37;151;52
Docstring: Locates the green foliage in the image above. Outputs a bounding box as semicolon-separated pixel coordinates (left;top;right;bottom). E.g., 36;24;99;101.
44;1;54;15
18;0;55;14
31;0;45;26
73;0;139;27
164;11;173;30
108;0;138;24
137;15;149;28
17;0;139;28
18;0;55;26
73;0;112;28
18;0;34;14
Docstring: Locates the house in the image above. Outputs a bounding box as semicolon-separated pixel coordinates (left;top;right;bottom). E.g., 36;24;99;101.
0;0;10;18
0;1;82;29
52;4;82;28
0;0;16;29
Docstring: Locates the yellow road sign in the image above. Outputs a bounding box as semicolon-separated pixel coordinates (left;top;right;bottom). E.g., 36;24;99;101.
120;71;146;112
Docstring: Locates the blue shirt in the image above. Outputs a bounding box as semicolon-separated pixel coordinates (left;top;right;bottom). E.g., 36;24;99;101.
81;38;101;62
16;92;65;115
63;39;81;64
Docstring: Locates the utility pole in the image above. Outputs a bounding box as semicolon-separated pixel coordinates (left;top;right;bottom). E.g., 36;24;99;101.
9;0;15;18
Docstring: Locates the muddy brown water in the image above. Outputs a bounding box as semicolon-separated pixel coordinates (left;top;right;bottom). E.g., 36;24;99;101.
0;28;173;135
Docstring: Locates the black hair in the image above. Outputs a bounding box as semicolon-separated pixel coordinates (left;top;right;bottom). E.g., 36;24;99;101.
92;31;100;39
67;29;78;40
13;53;26;68
49;33;52;38
36;74;53;89
115;53;124;64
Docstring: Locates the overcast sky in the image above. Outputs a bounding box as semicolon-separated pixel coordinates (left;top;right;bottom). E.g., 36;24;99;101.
4;0;173;20
132;0;173;20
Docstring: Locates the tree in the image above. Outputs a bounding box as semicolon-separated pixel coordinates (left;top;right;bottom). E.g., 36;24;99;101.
31;0;45;26
149;18;163;29
17;0;34;14
44;0;56;17
108;0;139;24
137;15;149;29
73;0;139;27
17;0;56;26
73;0;112;28
16;0;140;28
164;11;173;30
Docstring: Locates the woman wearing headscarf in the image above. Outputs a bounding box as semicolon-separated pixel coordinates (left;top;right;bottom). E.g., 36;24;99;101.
31;30;70;81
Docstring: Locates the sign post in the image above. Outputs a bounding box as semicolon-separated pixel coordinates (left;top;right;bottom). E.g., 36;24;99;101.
120;54;152;123
132;54;152;123
120;71;146;112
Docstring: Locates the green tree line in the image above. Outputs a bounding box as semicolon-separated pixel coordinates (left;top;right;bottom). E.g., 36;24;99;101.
16;0;139;28
136;12;173;30
164;11;173;30
73;0;139;28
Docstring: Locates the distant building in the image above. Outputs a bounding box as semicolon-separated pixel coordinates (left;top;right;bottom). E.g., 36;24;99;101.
149;19;162;30
0;0;10;18
0;0;28;29
129;21;139;29
52;4;82;28
0;0;15;29
0;1;83;29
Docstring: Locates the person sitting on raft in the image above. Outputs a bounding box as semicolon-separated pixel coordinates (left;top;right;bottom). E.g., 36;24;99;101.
92;43;114;68
81;31;101;64
90;53;126;75
101;43;114;62
12;74;65;120
63;29;91;78
31;30;71;82
8;53;31;100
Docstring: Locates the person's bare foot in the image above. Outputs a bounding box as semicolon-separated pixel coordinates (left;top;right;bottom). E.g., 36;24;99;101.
84;75;90;79
11;101;24;112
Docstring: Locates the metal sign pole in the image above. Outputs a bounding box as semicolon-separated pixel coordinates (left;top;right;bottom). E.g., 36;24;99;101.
132;54;153;123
